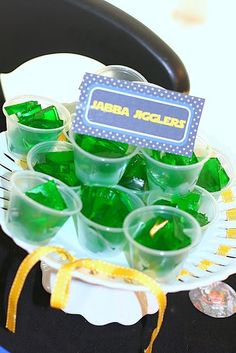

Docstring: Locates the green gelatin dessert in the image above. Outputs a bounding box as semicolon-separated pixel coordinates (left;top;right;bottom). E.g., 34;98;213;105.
80;185;136;228
26;180;67;211
34;151;80;187
151;150;199;166
5;100;63;129
4;101;40;116
153;191;209;227
197;157;230;192
75;134;130;158
119;154;148;191
5;100;66;158
78;185;143;255
8;180;69;244
134;215;191;251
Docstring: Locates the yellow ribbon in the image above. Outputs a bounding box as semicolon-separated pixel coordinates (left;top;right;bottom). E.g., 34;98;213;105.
6;247;167;353
6;246;74;333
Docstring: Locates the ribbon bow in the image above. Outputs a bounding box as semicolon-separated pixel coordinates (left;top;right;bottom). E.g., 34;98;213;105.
6;246;167;353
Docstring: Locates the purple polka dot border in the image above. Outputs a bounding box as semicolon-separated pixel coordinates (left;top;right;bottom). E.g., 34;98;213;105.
73;72;205;156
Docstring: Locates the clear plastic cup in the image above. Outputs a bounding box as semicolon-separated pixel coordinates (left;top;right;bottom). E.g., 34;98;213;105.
77;185;144;257
3;95;70;160
27;140;81;192
124;205;201;281
147;185;219;233
6;171;81;244
69;131;139;186
96;65;147;82
142;137;211;196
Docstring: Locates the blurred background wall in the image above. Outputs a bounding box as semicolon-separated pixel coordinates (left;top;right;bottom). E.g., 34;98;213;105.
106;0;236;155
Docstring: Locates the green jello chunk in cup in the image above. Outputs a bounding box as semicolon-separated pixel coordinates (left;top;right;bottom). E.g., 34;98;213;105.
6;172;81;244
197;157;230;192
80;185;137;228
77;185;144;255
173;191;209;226
124;206;201;280
152;191;209;227
20;180;68;242
119;154;148;191
19;105;63;129
70;131;138;186
25;180;67;211
150;150;199;166
4;101;63;129
75;134;129;158
3;96;70;159
4;100;40;116
134;215;191;250
33;150;80;187
142;137;211;196
45;150;75;164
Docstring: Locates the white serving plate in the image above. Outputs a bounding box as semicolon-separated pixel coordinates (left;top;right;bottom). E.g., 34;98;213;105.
1;135;236;325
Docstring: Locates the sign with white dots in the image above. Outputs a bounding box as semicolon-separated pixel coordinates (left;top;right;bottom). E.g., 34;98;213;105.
73;73;205;156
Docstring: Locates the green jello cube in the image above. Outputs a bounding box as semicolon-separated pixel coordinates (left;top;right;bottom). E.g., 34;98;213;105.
151;150;199;166
21;106;63;129
5;100;63;130
45;151;74;164
34;151;80;187
33;105;61;122
153;190;209;227
134;215;191;250
197;157;230;192
172;191;201;212
119;154;148;191
4;100;39;115
17;104;42;121
80;185;135;228
7;179;70;244
25;180;67;211
187;209;209;226
75;134;129;158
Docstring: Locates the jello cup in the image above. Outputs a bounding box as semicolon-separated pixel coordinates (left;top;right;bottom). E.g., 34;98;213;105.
96;65;147;82
77;185;144;257
147;185;219;233
69;131;139;186
27;140;81;192
3;95;70;160
6;171;81;244
124;205;201;281
142;137;211;196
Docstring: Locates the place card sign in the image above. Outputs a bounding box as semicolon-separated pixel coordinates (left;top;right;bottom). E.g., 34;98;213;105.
73;72;205;156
